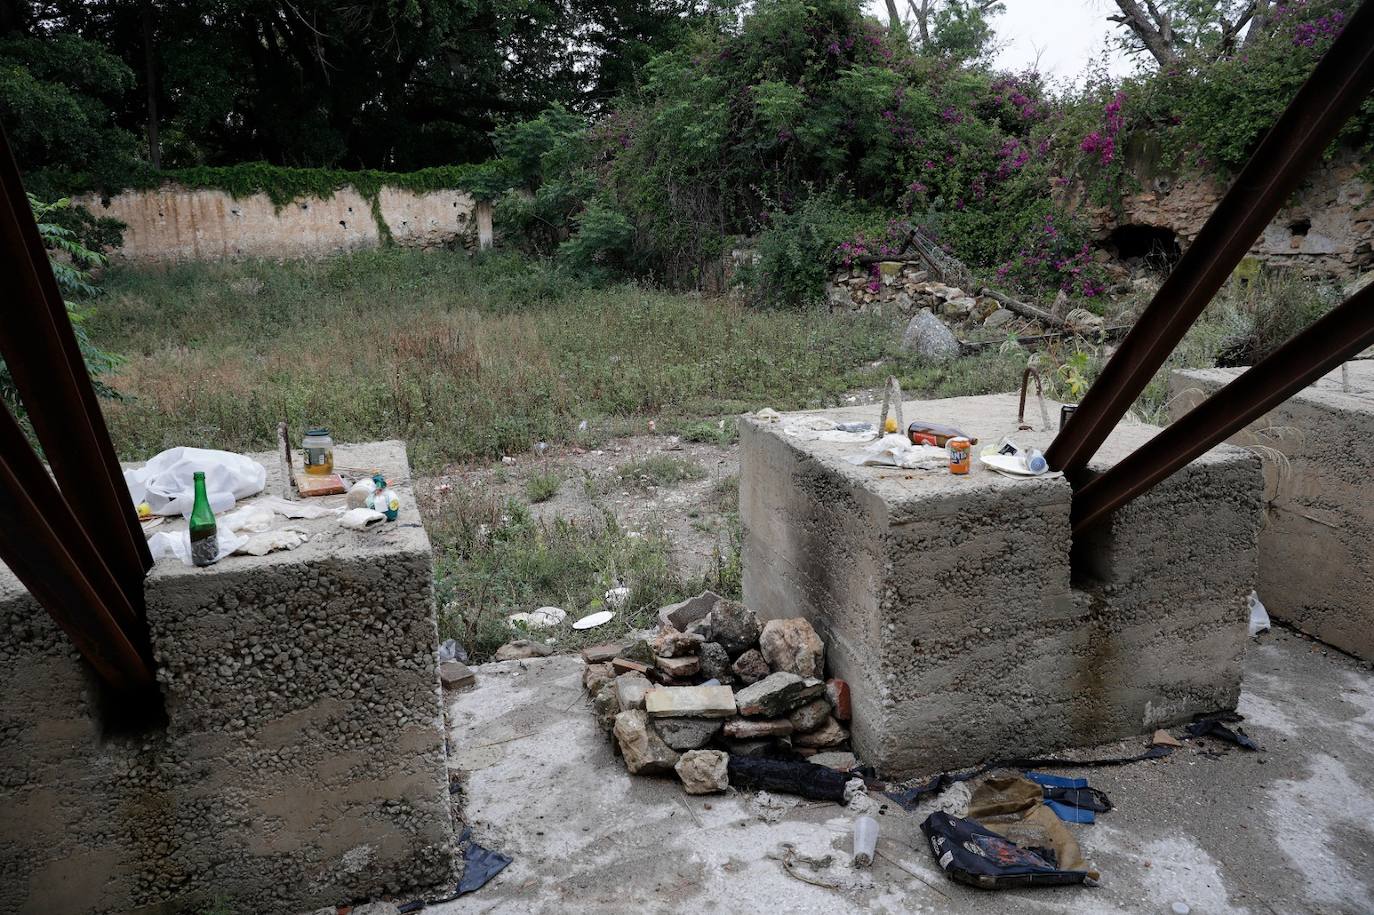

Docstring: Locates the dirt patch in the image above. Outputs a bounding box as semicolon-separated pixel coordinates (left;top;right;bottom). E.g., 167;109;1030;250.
416;434;740;578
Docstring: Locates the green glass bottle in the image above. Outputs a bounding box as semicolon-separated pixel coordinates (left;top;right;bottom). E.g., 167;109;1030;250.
189;471;218;567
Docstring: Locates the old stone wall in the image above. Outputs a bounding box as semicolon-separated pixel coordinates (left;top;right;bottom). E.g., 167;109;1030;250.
0;441;454;914
78;184;477;261
1077;151;1373;277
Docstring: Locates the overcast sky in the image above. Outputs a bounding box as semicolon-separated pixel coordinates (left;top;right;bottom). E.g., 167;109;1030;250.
865;0;1137;85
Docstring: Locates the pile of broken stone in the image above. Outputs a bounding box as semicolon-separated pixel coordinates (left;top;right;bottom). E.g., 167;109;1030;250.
580;591;854;796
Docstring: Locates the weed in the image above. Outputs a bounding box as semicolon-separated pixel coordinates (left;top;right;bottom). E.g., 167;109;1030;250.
523;471;562;503
679;418;739;446
604;455;706;493
429;493;685;660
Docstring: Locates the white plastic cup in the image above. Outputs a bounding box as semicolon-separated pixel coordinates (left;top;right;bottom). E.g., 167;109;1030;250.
852;815;879;867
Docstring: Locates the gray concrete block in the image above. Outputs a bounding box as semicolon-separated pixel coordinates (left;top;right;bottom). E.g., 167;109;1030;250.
741;394;1262;776
0;441;454;914
1172;363;1374;660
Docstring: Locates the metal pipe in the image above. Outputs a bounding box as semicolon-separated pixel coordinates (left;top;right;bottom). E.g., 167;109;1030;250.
1071;282;1374;534
0;400;155;693
1047;1;1374;475
0;128;153;608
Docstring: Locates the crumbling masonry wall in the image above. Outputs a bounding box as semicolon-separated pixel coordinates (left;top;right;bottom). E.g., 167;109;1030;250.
78;184;477;261
1171;364;1374;660
741;394;1261;776
0;441;454;914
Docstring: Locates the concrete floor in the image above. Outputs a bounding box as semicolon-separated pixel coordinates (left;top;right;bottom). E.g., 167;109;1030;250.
429;630;1374;915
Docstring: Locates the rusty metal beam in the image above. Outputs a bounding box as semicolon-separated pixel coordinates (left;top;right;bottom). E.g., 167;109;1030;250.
0;128;153;610
0;399;155;693
1072;282;1374;534
1047;0;1374;476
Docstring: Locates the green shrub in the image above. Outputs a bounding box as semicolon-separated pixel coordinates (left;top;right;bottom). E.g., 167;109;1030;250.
524;472;563;503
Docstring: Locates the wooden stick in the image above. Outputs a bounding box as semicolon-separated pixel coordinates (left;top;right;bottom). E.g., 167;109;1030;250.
276;420;297;501
978;286;1068;329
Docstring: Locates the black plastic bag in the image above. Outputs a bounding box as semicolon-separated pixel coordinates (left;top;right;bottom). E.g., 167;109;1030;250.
920;811;1095;890
1185;717;1260;751
727;755;850;803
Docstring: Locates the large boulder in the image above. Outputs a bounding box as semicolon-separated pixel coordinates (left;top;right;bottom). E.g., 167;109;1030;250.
901;309;960;362
759;618;825;679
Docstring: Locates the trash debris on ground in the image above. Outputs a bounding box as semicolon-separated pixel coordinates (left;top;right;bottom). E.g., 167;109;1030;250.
1248;590;1271;637
906;421;977;447
771;842;845;889
851;815;878;867
300;426;335;475
884;741;1174;811
1151;729;1183;748
368;473;400;520
146;526;248;567
1186;715;1261;751
847;434;947;470
258;495;341;519
341;507;386;529
411;826;511;906
603;586;631;609
438;639;470;664
124;447;267;516
1022;771;1113;824
749;790;801;824
921;810;1099;889
727;756;850;803
754;407;782;423
494;639;554;660
573;609;615;630
980;438;1054;478
235;527;308;556
507;606;567;629
295;471;347;497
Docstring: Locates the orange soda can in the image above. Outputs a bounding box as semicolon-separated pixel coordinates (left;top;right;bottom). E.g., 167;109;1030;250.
948;437;971;475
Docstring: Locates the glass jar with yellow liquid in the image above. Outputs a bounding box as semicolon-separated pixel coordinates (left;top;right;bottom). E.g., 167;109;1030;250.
302;427;335;475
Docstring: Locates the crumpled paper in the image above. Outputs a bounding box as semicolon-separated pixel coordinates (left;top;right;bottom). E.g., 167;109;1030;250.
848;434;947;470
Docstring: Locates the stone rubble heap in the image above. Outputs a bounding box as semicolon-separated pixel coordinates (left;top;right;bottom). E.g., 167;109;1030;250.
580;592;854;795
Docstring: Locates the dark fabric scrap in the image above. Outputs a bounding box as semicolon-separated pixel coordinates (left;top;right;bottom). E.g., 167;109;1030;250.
920;811;1096;890
457;825;513;894
727;755;850;802
1185;717;1260;751
885;744;1169;812
1022;771;1113;823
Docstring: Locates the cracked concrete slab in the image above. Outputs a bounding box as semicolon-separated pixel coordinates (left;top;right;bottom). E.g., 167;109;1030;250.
426;629;1374;915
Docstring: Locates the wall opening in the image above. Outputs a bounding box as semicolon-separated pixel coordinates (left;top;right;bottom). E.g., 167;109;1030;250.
1107;223;1181;270
1289;217;1311;237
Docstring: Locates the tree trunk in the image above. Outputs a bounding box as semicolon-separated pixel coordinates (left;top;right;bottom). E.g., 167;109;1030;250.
141;3;160;170
884;0;902;31
1111;0;1179;67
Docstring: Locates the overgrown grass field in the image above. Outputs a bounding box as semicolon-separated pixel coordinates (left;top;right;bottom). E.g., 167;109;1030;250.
91;247;1029;471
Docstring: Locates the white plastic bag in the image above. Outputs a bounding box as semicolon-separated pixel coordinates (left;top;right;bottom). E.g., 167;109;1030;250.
1248;590;1271;637
124;447;267;517
848;434;947;470
146;528;249;566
